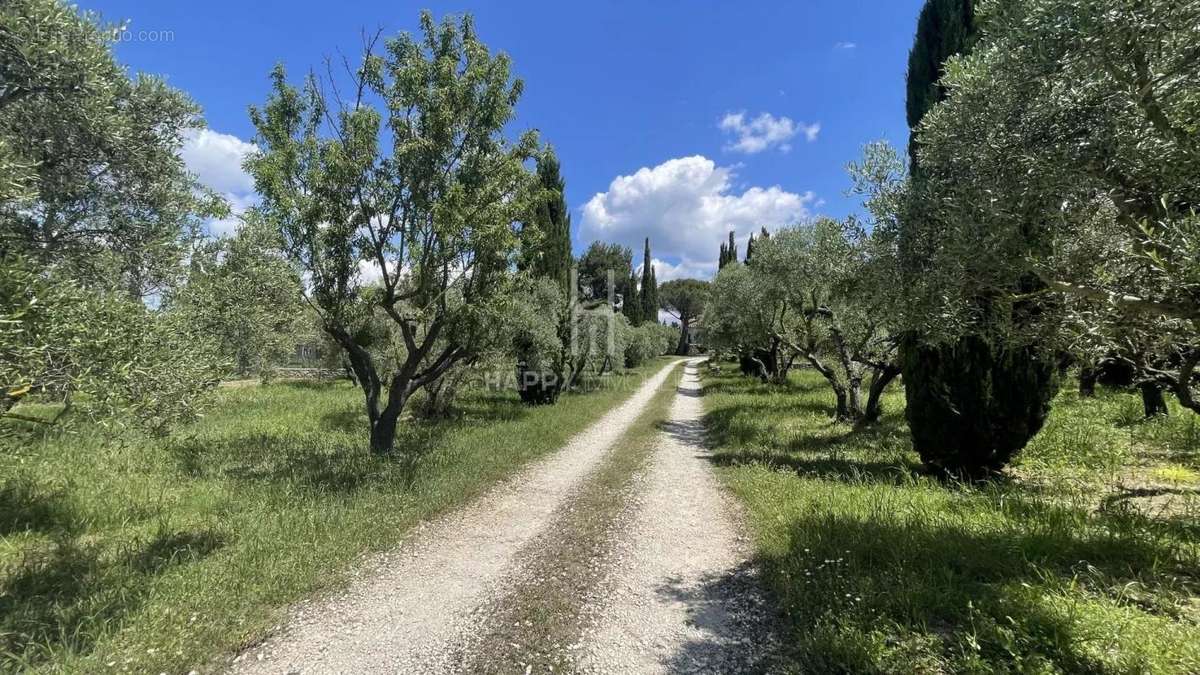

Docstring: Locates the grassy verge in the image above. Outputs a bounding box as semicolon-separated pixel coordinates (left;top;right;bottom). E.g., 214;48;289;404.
0;357;676;673
703;366;1200;673
457;362;684;672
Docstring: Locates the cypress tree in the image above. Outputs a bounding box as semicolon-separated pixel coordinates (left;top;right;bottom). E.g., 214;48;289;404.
906;0;975;167
745;233;755;264
623;268;642;324
644;265;658;324
902;0;1057;477
525;147;573;288
718;242;728;269
640;238;656;323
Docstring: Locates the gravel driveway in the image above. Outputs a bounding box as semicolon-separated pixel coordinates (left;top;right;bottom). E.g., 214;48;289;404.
229;359;777;674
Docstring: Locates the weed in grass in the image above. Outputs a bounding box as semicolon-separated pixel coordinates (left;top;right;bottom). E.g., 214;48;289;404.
703;366;1200;673
1153;466;1200;485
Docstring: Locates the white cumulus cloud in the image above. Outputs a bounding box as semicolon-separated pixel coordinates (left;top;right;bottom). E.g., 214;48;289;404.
180;128;259;237
719;111;819;154
580;155;815;279
638;257;712;283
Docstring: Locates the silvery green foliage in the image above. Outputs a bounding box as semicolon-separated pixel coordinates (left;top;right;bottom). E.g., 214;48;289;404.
2;1;226;436
511;277;573;380
170;216;308;381
907;0;1200;410
909;0;1198;409
624;322;674;368
705;262;772;358
0;0;225;297
2;257;222;437
247;13;540;450
706;213;901;420
510;276;634;393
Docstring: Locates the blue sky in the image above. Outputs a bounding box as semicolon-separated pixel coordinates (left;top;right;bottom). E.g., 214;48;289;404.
90;0;925;279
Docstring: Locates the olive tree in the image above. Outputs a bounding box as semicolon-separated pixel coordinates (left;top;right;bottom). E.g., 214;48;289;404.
2;257;221;435
705;262;797;383
247;13;539;453
911;0;1199;417
752;219;901;423
510;276;632;404
0;0;224;297
2;0;224;434
625;322;673;368
171;215;308;381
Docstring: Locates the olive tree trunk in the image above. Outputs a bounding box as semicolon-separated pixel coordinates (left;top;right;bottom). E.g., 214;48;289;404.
862;363;902;424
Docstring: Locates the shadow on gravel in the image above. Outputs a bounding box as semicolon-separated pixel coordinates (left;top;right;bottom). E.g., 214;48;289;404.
657;561;783;674
658;418;706;447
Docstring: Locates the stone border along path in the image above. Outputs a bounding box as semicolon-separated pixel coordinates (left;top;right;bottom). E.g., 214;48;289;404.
231;359;778;674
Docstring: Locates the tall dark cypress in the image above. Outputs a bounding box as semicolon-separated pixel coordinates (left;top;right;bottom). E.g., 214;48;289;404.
623;268;642;324
640;238;656;324
906;0;975;167
646;265;658;323
745;233;755;264
525;148;573;289
902;0;1057;477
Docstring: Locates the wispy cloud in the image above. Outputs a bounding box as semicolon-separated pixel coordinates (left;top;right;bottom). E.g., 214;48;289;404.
834;41;857;50
719;111;819;154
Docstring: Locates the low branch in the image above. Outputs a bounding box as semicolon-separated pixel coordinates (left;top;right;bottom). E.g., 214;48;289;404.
1037;275;1199;321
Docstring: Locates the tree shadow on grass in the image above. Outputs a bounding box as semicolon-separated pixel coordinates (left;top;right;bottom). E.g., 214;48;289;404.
0;478;82;537
703;404;917;484
0;529;225;669
700;376;827;398
129;528;227;574
758;499;1200;672
168;432;406;493
169;391;530;493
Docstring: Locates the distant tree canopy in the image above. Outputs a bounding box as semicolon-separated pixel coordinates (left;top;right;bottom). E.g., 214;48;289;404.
659;278;708;355
577;241;632;303
247;12;539;453
706;145;904;421
717;231;738;270
171;215;307;380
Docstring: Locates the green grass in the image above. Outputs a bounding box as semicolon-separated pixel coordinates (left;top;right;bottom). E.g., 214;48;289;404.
703;367;1200;674
0;358;675;674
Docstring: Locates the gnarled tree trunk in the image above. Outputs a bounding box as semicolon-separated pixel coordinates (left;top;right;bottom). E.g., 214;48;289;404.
863;363;902;424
